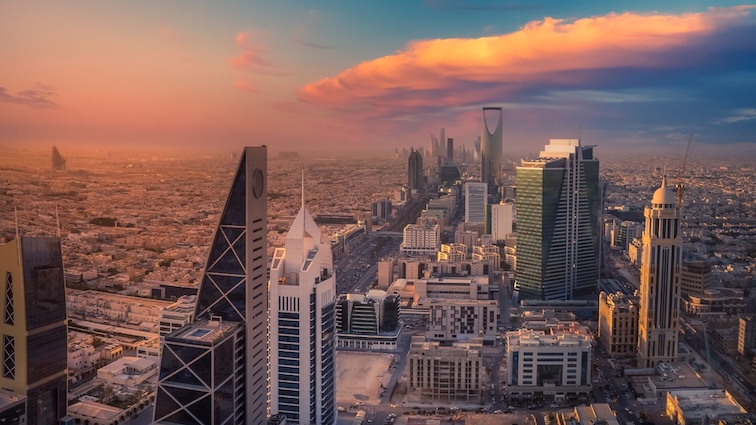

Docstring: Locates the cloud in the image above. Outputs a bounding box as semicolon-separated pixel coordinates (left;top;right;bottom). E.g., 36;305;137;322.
715;108;756;124
235;78;261;93
0;83;59;109
231;32;271;70
300;6;755;117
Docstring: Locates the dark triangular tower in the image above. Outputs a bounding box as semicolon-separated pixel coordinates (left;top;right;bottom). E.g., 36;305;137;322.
155;146;268;425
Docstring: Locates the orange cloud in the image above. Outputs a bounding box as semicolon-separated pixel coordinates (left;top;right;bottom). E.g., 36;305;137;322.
231;31;271;70
300;6;753;113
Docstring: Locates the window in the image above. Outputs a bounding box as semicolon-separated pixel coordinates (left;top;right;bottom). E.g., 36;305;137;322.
4;272;12;325
3;335;14;379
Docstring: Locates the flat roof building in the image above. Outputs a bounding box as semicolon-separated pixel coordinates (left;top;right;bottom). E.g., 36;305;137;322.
599;291;639;358
666;389;748;425
407;336;483;403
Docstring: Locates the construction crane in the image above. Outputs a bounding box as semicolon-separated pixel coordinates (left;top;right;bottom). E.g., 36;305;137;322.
676;134;693;208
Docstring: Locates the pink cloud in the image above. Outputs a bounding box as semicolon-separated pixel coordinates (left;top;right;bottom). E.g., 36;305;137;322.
230;31;270;69
235;78;261;93
299;6;754;113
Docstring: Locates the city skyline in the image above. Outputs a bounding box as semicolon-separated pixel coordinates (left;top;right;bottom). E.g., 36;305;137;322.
2;2;755;156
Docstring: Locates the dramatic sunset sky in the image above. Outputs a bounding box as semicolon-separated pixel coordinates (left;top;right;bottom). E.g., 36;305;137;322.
2;1;755;155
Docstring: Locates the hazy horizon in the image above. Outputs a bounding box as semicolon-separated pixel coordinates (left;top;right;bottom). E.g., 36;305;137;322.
2;1;755;156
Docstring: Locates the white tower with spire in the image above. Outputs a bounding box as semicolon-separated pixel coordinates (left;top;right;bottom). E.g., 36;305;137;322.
637;176;683;367
269;177;337;425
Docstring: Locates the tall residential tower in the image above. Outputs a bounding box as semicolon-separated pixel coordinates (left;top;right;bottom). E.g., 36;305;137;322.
269;194;337;424
154;146;268;425
515;139;600;300
638;176;682;367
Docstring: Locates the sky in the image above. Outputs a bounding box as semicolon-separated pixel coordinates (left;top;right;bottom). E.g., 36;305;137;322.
2;1;756;156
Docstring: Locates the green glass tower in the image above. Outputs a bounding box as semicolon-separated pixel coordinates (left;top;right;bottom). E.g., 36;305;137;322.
515;139;600;300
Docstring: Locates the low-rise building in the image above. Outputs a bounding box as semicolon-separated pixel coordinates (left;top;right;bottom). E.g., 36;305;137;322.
426;299;499;342
400;222;441;256
407;336;483;403
335;290;401;350
680;259;713;298
666;389;748;425
437;243;467;263
557;403;620;425
67;400;125;425
683;288;747;317
97;356;158;387
504;324;593;401
472;244;501;270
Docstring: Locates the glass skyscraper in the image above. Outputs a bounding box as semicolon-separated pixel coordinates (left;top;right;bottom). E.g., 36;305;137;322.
154;146;268;425
515;139;600;300
0;237;68;425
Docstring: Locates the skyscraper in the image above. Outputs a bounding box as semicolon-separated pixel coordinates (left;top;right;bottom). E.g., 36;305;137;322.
269;193;337;425
464;182;488;225
515;139;600;300
447;138;454;162
154;146;268;425
480;107;503;186
638;176;682;368
408;148;423;194
0;237;68;425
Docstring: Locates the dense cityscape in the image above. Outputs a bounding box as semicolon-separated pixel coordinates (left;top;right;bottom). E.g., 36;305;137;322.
0;117;754;425
3;2;756;425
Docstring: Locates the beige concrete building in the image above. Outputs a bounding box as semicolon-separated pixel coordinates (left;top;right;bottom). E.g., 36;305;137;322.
377;258;396;289
599;291;639;358
407;336;483;402
426;299;499;342
504;324;594;400
683;288;747;317
738;315;756;356
680;260;713;297
437;243;467;263
638;177;682;368
401;222;441;256
665;389;748;425
557;404;620;425
472;244;501;270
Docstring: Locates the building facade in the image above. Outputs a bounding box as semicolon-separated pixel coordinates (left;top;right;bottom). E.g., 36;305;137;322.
0;237;69;425
598;291;638;358
464;182;488;225
738;315;756;356
504;325;593;400
680;260;713;297
154;146;268;425
638;177;682;368
400;222;441;256
335;290;400;350
269;201;337;425
515;139;600;300
407;336;483;402
491;200;514;242
426;299;499;342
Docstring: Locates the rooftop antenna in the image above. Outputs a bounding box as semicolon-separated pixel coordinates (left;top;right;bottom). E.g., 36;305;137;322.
55;205;61;238
14;207;21;264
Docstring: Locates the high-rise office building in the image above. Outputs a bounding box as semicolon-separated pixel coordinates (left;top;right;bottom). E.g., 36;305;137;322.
154;146;268;425
480;107;503;186
447;138;454;162
515;139;600;300
464;182;487;224
408;149;423;195
0;237;69;425
638;176;682;368
269;197;337;425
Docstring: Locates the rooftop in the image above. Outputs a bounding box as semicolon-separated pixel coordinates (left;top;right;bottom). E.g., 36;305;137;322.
171;318;241;344
668;389;747;420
